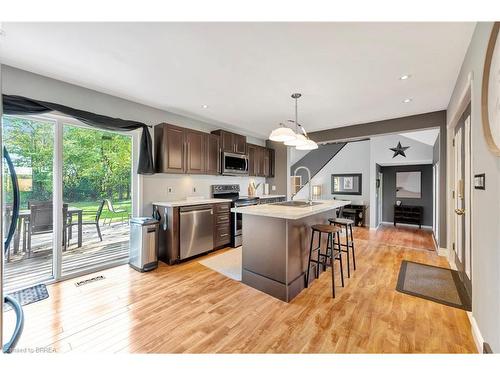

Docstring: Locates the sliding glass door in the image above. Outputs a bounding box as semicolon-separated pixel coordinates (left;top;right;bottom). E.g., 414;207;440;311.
2;114;135;291
2;115;56;292
61;123;132;275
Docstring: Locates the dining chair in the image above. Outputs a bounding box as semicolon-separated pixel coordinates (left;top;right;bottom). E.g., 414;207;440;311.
104;199;130;225
67;200;105;244
27;201;71;256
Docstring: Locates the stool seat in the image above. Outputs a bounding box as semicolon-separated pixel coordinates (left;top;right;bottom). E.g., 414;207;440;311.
328;217;355;225
311;224;341;233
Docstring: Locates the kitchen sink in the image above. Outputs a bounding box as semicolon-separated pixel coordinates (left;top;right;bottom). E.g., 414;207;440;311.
272;201;322;207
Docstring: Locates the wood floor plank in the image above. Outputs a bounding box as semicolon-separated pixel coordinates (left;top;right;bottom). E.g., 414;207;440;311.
2;226;476;353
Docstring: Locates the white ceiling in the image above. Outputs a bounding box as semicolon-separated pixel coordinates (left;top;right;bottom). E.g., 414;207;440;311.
0;22;475;139
399;128;440;146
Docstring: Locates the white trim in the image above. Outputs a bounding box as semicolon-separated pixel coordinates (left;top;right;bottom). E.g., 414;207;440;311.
53;118;63;280
467;312;484;354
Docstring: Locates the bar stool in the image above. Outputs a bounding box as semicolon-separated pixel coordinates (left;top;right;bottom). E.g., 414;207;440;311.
305;224;344;298
328;217;356;278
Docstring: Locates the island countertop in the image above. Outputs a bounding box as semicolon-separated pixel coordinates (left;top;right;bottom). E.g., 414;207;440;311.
231;199;350;220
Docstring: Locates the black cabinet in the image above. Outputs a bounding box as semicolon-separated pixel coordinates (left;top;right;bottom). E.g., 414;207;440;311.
394;205;422;228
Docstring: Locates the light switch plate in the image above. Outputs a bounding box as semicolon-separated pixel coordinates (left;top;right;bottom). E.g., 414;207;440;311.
272;185;276;191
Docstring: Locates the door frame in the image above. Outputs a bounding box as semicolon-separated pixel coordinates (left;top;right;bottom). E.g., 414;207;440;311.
2;113;141;286
446;72;473;284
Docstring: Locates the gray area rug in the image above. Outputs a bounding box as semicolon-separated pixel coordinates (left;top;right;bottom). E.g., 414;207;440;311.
396;260;471;311
199;247;242;281
3;284;49;312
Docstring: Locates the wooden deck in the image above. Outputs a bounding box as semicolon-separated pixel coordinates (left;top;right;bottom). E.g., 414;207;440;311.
4;222;130;293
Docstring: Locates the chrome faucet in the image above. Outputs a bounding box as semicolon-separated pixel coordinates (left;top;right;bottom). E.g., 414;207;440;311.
292;166;313;205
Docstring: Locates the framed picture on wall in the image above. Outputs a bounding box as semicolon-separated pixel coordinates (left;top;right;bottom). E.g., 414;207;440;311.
331;173;362;195
396;171;421;198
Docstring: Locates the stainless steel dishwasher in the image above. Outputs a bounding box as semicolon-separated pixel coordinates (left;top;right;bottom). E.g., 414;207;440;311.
179;204;214;260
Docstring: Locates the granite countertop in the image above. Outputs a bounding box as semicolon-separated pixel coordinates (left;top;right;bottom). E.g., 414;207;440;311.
153;198;232;207
231;199;350;220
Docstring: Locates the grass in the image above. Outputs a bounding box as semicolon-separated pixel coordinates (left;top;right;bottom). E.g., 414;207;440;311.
67;200;131;222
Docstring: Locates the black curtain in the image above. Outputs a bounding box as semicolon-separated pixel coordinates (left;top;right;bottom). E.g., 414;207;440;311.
2;94;154;174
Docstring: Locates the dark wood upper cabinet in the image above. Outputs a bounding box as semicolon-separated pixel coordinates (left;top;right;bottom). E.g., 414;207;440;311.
247;144;257;176
261;147;270;177
185;129;205;174
155;123;186;173
211;130;247;155
205;133;220;175
268;148;275;178
247;144;275;178
233;133;247;154
155;123;224;175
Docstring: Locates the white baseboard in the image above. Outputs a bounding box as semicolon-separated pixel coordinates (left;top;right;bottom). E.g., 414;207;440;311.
467;312;483;353
444;250;482;353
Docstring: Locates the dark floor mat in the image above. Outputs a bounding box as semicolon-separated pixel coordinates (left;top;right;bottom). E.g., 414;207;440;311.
396;260;471;311
3;284;49;312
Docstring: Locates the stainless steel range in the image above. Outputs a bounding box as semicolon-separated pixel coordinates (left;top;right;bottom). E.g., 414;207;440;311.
211;184;259;247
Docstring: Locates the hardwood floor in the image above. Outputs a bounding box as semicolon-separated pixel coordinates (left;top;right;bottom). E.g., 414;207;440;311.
2;226;476;353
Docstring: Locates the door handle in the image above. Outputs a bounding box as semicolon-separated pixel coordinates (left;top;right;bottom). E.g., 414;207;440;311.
455;208;465;215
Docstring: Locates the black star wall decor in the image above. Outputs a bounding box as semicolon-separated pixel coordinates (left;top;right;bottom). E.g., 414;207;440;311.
390;142;410;158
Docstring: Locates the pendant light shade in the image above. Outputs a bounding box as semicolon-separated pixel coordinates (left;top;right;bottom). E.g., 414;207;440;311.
269;124;296;142
284;133;308;147
296;138;319;150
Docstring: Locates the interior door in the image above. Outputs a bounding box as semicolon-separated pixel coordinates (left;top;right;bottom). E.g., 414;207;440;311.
453;104;472;297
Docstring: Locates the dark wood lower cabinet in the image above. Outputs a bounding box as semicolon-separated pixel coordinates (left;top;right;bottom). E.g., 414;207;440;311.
214;203;231;248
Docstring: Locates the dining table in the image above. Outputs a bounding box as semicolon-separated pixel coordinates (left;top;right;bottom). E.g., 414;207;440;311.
12;206;83;255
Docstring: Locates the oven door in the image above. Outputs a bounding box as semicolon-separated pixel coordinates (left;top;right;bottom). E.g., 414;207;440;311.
232;201;258;247
223;152;248;175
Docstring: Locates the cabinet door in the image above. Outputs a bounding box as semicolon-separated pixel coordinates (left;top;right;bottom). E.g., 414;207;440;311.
247;144;257;176
262;148;270;177
233;133;247;154
165;125;186;173
205;134;220;175
185;130;205;174
221;131;234;153
268;148;275;177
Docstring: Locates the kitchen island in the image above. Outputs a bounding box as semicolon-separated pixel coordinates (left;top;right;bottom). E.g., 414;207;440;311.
231;199;350;302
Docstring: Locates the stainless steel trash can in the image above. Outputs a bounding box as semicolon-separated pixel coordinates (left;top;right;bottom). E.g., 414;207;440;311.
129;217;159;272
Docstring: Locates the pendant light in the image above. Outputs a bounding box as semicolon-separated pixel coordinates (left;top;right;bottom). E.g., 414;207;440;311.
268;92;318;150
269;122;296;142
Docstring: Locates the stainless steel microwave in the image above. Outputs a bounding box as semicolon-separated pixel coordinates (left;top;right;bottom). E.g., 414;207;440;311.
222;152;248;176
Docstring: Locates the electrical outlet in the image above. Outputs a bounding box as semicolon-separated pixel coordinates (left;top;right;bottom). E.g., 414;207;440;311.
272;185;276;191
167;187;173;193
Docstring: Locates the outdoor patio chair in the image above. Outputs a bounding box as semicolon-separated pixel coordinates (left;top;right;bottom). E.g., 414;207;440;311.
27;201;71;256
67;199;105;244
104;199;130;225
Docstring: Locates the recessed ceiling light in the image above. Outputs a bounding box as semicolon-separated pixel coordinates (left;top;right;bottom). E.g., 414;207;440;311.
201;104;209;109
399;74;411;80
402;98;412;103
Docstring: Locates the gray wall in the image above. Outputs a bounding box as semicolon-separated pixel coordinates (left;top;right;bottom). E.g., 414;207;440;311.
310;110;447;247
265;140;288;195
381;164;433;226
447;22;500;352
